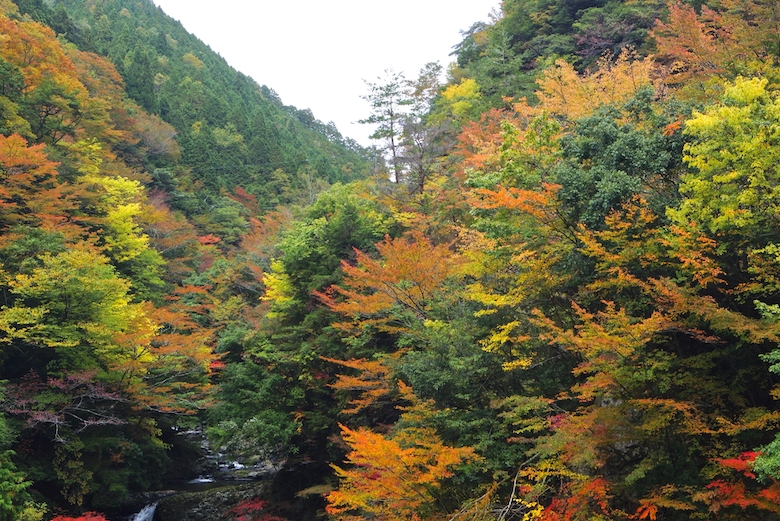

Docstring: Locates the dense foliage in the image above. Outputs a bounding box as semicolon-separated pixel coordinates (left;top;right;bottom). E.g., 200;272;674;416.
5;0;780;520
15;0;371;217
0;0;369;517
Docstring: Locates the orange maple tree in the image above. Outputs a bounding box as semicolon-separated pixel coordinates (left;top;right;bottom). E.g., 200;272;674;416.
322;356;395;415
326;382;480;521
0;132;74;234
651;0;780;92
316;231;465;335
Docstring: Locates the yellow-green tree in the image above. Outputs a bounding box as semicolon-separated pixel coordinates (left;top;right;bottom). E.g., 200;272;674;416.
670;77;780;242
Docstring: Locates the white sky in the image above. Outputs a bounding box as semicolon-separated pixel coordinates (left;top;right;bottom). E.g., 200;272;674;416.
150;0;498;147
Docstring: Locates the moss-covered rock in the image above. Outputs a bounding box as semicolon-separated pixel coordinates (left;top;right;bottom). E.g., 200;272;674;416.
155;482;269;521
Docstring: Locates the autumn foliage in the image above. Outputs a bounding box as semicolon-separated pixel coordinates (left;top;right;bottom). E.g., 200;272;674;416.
535;48;655;120
326;421;478;520
228;499;290;521
0;8;219;514
7;0;780;519
50;513;109;521
316;231;465;334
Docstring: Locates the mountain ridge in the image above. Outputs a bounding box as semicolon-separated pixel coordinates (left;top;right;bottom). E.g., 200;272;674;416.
13;0;371;208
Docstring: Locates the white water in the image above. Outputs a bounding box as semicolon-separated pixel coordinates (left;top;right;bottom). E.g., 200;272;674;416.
187;476;215;484
130;502;157;521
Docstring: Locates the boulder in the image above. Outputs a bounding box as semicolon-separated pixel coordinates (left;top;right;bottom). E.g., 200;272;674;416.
155;482;269;521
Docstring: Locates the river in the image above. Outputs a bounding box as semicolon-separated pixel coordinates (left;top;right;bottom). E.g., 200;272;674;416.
128;503;157;521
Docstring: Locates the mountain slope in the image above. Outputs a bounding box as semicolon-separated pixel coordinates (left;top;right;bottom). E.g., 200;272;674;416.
14;0;370;206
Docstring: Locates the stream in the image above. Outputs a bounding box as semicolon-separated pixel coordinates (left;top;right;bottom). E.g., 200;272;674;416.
121;477;268;521
128;503;157;521
119;427;276;521
121;464;328;521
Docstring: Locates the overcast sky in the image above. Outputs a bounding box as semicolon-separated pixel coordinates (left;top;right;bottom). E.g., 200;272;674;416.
150;0;498;146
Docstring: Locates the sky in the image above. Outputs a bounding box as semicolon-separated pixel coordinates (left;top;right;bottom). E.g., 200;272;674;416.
150;0;499;146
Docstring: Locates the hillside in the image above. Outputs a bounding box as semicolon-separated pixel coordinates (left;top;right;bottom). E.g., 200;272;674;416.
15;0;370;208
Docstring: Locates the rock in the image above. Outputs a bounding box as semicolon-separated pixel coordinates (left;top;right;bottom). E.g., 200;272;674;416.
155;482;269;521
114;490;176;520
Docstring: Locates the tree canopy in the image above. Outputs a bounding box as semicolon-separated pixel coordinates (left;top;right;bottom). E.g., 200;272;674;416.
5;1;780;520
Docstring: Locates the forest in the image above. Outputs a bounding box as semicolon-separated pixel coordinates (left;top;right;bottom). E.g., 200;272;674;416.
2;0;780;520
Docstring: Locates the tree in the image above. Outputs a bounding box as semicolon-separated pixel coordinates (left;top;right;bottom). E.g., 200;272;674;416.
0;247;140;356
0;16;78;91
360;69;410;182
398;63;452;195
123;46;157;113
0;450;37;521
21;77;85;145
360;64;454;195
326;385;479;521
316;231;465;336
0;132;71;232
132;110;180;163
552;87;685;230
75;140;152;262
652;1;780;94
3;371;126;440
573;0;662;63
669;76;780;245
211;183;396;465
535;48;655;121
433;78;482;127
